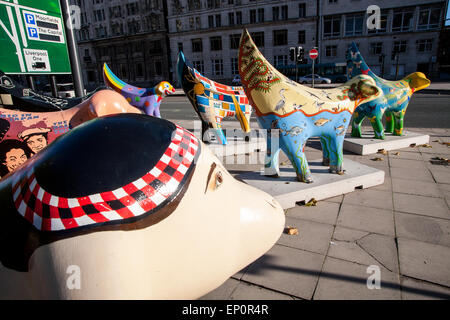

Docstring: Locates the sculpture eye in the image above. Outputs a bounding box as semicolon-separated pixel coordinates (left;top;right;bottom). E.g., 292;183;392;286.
214;171;223;189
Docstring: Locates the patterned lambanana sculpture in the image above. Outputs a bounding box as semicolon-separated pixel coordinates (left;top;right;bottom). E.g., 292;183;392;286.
238;30;381;183
347;42;430;139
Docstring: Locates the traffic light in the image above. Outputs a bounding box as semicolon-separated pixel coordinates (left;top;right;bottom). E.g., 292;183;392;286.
289;47;296;61
298;46;305;62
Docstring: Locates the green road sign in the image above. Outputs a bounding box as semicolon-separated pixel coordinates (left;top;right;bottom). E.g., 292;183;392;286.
0;0;71;74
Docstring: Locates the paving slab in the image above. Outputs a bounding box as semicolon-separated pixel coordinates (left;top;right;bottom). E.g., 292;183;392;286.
389;158;427;169
398;238;450;287
313;257;401;300
395;212;450;247
241;245;325;300
229;282;296;300
278;217;334;255
388;150;424;161
428;166;450;184
236;159;385;209
337;203;395;236
393;193;450;220
343;131;429;155
357;233;399;273
391;177;443;198
285;201;340;225
199;278;240;300
389;166;435;182
342;188;394;211
371;177;392;192
400;277;450;300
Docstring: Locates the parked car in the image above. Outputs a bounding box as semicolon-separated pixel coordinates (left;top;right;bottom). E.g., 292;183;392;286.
43;83;76;98
299;74;332;84
231;75;241;86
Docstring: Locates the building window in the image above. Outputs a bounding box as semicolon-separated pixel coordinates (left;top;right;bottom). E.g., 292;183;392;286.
329;0;337;3
229;12;235;25
215;14;221;27
126;2;139;15
231;57;239;75
176;20;182;31
392;9;414;32
368;12;387;34
192;38;203;52
273;29;287;46
251;31;264;47
230;34;240;49
370;42;383;55
210;36;222;51
155;61;162;76
298;30;305;44
281;5;288;20
416;39;433;52
178;42;183;52
393;40;407;53
212;59;224;76
323;16;341;38
196;17;201;29
345;14;363;36
258;8;264;22
325;45;337;57
418;6;441;30
136;62;144;78
272;6;279;21
193;60;204;74
250;9;257;24
208;15;214;28
299;3;306;18
274;55;287;66
187;0;201;11
94;9;105;22
236;11;242;25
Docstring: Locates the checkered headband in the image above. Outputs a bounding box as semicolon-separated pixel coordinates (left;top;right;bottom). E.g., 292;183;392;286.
11;125;200;232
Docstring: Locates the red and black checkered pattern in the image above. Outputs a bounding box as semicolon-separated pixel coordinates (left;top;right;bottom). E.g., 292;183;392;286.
11;125;199;231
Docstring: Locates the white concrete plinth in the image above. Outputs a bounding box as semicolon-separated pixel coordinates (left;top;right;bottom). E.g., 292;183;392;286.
235;159;385;209
343;131;430;155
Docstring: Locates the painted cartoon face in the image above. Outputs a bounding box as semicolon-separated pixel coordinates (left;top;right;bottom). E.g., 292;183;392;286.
3;148;27;172
159;81;175;97
25;134;47;154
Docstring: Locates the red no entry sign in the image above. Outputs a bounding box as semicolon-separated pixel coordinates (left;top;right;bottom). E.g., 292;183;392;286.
309;49;318;60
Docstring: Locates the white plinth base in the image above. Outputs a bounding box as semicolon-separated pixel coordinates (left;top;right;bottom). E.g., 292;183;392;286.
235;159;385;209
343;131;430;155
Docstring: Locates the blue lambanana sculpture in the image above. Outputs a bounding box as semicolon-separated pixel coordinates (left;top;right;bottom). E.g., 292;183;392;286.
347;42;430;139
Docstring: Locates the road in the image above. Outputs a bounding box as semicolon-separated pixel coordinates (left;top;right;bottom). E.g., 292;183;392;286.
160;93;450;129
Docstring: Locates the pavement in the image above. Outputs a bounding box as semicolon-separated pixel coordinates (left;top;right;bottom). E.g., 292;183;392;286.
169;118;450;300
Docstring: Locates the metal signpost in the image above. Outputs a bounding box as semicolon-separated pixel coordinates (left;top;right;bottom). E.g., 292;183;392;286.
309;48;318;87
0;0;84;97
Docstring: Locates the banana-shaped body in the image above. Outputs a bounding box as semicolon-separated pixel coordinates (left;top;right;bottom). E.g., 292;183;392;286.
238;29;381;183
347;42;430;139
177;51;252;145
103;63;175;118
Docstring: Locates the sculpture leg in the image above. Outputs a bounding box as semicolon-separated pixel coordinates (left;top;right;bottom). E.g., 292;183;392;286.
385;111;394;134
328;135;345;174
370;115;385;139
263;145;281;177
320;136;330;166
393;111;405;136
153;106;161;118
351;111;365;138
281;138;312;183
